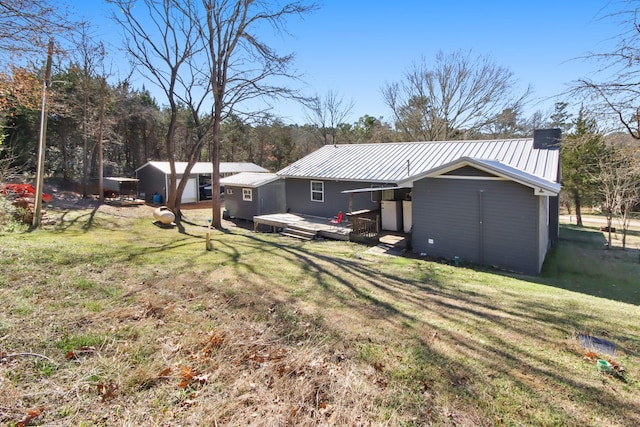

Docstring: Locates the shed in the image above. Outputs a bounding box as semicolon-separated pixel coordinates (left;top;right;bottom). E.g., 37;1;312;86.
220;172;285;220
103;177;139;198
135;161;269;204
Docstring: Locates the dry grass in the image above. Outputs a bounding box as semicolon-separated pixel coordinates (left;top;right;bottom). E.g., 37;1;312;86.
1;197;639;426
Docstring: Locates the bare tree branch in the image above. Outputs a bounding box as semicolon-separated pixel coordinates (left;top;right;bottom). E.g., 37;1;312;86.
568;1;640;138
382;50;530;141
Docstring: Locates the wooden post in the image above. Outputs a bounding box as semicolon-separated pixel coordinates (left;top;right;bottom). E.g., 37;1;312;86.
206;219;212;250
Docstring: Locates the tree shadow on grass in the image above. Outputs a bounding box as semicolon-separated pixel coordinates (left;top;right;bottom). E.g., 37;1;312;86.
201;229;640;426
22;215;638;425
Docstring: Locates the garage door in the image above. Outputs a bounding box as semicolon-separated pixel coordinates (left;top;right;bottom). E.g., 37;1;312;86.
178;177;198;204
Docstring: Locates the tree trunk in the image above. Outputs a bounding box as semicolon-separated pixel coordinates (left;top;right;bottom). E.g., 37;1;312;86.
164;105;179;218
606;212;612;249
211;95;223;230
573;194;583;226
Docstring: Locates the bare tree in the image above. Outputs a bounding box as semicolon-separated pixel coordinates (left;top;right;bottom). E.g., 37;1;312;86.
198;0;316;229
570;1;640;138
110;0;213;219
382;50;530;141
111;0;314;225
0;0;71;62
593;145;640;249
70;23;109;198
304;90;354;145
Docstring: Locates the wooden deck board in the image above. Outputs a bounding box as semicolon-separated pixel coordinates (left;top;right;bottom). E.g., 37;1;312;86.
253;213;351;239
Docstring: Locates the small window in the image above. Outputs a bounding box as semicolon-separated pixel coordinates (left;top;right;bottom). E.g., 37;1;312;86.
310;181;324;202
242;188;252;201
227;188;233;195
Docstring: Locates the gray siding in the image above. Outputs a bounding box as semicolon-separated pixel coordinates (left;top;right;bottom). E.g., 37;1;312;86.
538;196;550;272
411;177;544;275
224;181;285;221
443;166;496;177
258;180;286;216
136;166;167;202
223;187;254;220
284;178;387;218
548;195;559;244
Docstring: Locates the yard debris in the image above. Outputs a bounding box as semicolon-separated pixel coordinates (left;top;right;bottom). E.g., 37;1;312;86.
1;183;54;225
15;406;45;427
96;382;118;402
578;332;616;356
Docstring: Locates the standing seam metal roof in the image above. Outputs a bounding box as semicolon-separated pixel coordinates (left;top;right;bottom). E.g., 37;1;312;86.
136;161;269;175
220;172;280;187
276;139;559;184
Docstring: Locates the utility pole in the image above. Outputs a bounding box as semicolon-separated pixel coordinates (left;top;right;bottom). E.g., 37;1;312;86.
32;38;54;228
97;77;106;203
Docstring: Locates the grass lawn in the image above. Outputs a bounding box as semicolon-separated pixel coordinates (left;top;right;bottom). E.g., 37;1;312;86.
0;202;639;426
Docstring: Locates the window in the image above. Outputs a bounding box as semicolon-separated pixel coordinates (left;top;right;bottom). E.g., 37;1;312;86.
242;188;252;201
310;181;324;202
227;188;233;195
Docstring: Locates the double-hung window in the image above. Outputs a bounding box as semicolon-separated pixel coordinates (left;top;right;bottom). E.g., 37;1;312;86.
310;181;324;202
242;188;252;201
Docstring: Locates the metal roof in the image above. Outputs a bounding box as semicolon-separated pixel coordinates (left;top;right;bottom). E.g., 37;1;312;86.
220;172;281;188
276;139;559;184
136;161;269;175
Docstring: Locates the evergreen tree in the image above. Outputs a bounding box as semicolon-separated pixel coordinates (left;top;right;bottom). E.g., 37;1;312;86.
561;108;607;226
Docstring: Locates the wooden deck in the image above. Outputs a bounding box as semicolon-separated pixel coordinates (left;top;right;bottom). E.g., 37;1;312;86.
253;213;351;240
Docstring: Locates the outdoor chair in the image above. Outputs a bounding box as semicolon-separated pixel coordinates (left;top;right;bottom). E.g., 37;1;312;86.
330;211;344;229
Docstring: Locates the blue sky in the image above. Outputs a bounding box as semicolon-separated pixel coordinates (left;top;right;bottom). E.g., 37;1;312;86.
69;0;620;125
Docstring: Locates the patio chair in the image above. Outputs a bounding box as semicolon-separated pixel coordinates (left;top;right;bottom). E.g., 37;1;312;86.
330;211;344;229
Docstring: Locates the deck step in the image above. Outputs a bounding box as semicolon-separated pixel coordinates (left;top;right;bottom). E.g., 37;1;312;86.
281;225;317;241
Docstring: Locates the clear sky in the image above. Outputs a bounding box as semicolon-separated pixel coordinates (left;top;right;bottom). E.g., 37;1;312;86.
68;0;621;126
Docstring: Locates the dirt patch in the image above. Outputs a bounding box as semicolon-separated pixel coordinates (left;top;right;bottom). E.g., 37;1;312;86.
43;191;154;219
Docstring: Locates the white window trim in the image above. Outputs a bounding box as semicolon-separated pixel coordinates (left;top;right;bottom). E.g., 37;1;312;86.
242;188;252;201
227;188;233;195
310;180;324;202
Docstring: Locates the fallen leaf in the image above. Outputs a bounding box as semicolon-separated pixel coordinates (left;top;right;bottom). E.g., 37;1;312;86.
181;366;196;381
16;406;44;427
96;382;118;401
158;367;172;377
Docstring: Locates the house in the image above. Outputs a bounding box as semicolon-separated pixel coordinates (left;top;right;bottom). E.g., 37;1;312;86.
135;161;269;204
276;129;561;275
220;172;285;220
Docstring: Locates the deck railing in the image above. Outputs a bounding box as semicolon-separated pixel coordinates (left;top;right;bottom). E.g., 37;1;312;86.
349;216;379;245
